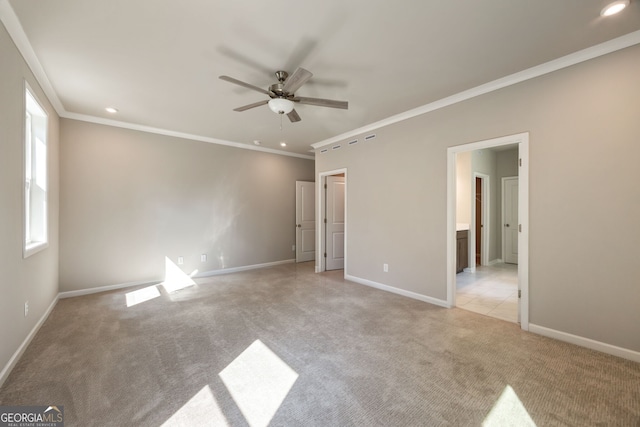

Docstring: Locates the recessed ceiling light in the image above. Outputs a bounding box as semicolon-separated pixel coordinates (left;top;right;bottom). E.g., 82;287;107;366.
105;107;118;113
280;142;287;147
253;140;261;145
601;0;629;16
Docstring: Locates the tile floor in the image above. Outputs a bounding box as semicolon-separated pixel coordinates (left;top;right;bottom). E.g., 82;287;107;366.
455;262;519;323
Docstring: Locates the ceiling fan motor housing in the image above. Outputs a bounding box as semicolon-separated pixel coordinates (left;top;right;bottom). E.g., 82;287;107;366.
269;83;289;98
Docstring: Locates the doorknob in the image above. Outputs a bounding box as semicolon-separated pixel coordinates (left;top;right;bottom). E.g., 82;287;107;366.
297;224;301;228
505;224;510;227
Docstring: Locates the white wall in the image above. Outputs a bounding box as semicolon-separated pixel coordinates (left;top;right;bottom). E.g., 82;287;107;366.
316;44;640;353
0;22;59;382
59;119;314;292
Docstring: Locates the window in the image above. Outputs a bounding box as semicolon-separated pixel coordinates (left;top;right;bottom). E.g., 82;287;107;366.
24;84;48;258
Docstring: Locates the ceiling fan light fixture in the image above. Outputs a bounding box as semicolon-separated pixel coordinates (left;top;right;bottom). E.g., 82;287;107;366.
268;98;294;115
601;0;629;16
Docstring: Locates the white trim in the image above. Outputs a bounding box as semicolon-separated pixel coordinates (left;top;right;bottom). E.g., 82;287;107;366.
59;279;160;299
195;259;295;278
312;30;640;150
62;113;314;160
447;132;529;330
345;274;449;308
316;168;348;273
0;295;59;388
529;324;640;363
23;81;50;259
487;258;503;266
518;138;529;330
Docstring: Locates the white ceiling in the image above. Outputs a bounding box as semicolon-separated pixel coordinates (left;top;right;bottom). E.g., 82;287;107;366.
4;0;640;157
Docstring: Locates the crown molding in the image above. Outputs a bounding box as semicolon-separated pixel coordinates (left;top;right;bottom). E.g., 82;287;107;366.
0;0;312;160
4;1;638;159
312;30;640;150
62;112;314;160
0;0;65;114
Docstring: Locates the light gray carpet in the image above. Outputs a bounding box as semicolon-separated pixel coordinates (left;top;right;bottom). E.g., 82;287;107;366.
1;262;639;426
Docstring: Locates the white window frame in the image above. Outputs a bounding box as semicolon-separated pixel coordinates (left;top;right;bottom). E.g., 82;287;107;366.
23;82;49;258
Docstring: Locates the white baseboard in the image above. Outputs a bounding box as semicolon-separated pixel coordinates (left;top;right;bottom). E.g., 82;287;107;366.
344;274;450;308
58;259;296;299
59;279;160;299
488;258;503;266
529;323;640;363
195;259;295;278
0;295;59;388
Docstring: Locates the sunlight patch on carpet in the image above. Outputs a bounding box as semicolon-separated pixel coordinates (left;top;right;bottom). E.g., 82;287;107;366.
125;285;161;307
161;385;228;426
219;340;298;427
482;385;536;427
162;256;196;293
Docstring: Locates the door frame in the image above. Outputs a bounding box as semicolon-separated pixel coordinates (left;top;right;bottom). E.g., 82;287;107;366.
447;132;529;330
316;168;348;273
471;172;490;270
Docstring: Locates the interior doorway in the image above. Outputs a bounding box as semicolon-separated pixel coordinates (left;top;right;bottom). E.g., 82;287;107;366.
316;169;347;273
447;133;529;330
325;175;345;270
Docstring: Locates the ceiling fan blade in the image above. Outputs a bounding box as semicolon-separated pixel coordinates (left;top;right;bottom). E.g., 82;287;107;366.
282;67;313;93
219;75;271;96
233;100;268;112
287;109;301;122
294;96;348;109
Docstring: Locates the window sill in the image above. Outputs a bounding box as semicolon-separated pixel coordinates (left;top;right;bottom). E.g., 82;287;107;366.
24;241;48;258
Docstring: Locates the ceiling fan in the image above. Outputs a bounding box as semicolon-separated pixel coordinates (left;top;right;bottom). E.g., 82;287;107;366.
219;67;348;122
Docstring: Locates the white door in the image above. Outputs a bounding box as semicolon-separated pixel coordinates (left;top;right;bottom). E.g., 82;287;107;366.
503;177;518;264
325;176;345;270
295;181;315;262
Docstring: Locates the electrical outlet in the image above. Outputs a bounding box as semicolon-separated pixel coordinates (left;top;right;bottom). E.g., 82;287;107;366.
177;256;184;265
201;254;207;262
24;301;29;317
383;263;389;272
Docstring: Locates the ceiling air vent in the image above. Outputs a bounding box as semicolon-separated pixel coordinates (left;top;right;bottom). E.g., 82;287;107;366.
332;145;342;150
348;139;358;146
320;149;328;154
364;134;376;141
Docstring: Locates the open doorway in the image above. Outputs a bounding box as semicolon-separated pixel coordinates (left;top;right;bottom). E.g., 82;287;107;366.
316;169;347;273
447;133;529;330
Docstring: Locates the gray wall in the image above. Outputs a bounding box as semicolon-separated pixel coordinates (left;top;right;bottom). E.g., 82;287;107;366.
0;23;60;378
316;44;640;352
59;119;314;291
